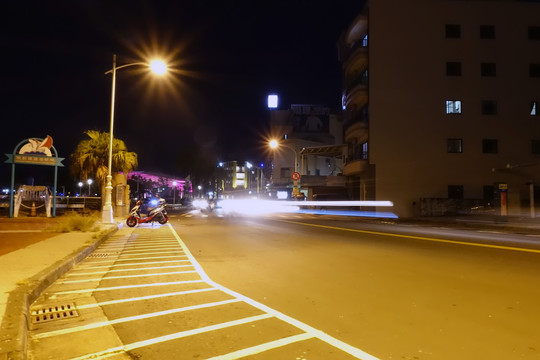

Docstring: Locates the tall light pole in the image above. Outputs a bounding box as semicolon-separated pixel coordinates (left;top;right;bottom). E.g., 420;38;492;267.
269;139;301;198
87;179;93;196
102;54;167;223
172;181;177;204
269;139;298;173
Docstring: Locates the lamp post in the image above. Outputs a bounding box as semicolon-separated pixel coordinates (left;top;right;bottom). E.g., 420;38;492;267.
269;139;301;198
269;139;298;173
172;181;177;204
102;54;167;223
87;179;93;196
78;182;83;196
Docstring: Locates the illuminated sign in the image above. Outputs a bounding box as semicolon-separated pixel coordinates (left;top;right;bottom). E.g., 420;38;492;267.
268;94;278;109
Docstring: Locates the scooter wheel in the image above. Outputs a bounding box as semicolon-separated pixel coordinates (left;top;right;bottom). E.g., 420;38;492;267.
158;216;168;225
126;216;138;227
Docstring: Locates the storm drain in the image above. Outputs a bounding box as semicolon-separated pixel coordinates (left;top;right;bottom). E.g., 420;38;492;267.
30;303;79;324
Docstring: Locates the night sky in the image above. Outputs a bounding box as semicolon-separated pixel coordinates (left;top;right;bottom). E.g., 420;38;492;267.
1;0;365;189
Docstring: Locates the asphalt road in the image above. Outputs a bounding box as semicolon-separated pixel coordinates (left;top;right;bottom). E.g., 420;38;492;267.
26;212;540;359
175;213;540;360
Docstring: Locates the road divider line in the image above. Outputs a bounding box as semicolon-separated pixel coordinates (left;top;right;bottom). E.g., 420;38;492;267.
279;220;540;254
167;223;380;360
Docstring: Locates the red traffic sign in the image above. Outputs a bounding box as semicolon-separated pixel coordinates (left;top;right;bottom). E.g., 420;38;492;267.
291;171;301;181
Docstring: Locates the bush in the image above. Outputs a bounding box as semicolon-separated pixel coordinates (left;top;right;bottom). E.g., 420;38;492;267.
46;211;101;233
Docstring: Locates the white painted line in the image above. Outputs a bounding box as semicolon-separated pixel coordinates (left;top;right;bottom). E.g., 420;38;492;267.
166;224;380;360
74;259;188;269
206;332;313;359
70;314;273;360
67;264;192;276
119;250;184;257
33;298;242;339
76;287;219;309
53;279;205;295
60;270;196;283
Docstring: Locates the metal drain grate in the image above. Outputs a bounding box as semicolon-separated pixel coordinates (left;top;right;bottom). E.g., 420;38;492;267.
31;303;79;324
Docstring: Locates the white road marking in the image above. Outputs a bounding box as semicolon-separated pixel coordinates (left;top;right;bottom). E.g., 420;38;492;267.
166;224;380;360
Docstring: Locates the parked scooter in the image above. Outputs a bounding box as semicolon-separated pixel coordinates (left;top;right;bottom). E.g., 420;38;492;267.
126;198;169;227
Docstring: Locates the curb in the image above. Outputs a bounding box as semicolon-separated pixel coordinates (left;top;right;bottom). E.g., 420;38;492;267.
0;222;123;360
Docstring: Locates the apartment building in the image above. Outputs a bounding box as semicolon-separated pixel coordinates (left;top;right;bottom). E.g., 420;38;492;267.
339;0;540;217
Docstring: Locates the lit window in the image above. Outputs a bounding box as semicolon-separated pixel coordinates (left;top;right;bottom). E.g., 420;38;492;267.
446;100;462;114
531;101;539;116
447;139;463;153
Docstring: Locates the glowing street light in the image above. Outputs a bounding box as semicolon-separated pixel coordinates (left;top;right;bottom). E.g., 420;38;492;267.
87;178;93;196
269;139;298;173
172;181;177;204
78;182;83;196
102;54;168;223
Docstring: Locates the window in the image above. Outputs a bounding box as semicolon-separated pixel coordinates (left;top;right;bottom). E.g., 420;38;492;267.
528;26;540;40
481;62;496;77
532;140;540;154
482;139;498;154
480;25;495;39
446;100;462;114
447;139;463;153
448;185;464;200
482;100;498;115
280;167;291;178
531;101;539;116
530;64;540;77
446;24;461;38
446;62;462;76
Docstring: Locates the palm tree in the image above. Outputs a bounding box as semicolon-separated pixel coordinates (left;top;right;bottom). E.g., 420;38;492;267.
71;130;138;198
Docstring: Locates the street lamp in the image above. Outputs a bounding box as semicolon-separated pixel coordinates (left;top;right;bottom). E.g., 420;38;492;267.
102;54;168;223
87;179;93;196
269;139;298;173
78;182;83;196
172;181;177;204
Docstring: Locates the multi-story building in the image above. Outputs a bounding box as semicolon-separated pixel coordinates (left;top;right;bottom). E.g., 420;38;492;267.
269;104;346;199
215;161;266;199
339;0;540;217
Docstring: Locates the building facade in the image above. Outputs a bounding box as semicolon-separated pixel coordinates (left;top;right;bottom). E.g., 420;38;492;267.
269;104;345;199
339;0;540;217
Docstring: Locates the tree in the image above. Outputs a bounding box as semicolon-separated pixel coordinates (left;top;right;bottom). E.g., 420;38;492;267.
71;130;138;196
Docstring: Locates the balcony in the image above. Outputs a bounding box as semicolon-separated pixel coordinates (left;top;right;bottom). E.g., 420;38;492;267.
343;159;369;176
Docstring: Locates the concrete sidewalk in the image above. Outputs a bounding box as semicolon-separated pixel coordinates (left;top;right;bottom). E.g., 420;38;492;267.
0;218;125;360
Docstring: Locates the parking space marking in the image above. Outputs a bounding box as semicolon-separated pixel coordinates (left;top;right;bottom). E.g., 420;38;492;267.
167;224;380;360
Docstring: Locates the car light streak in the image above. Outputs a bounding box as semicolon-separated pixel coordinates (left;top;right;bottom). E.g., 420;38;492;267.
215;199;394;218
33;298;242;340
